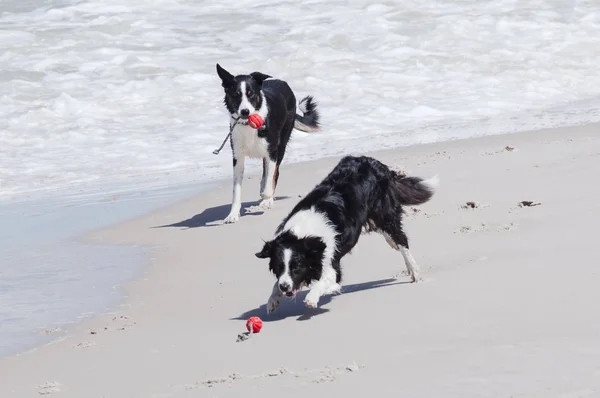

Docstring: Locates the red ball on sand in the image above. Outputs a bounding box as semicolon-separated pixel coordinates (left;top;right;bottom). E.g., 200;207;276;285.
248;114;263;129
246;316;263;333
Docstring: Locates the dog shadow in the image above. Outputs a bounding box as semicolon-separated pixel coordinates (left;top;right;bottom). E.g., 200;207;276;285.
232;278;409;322
153;196;290;229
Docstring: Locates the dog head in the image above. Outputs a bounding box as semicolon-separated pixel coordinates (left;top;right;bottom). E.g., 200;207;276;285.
216;63;271;120
255;233;326;297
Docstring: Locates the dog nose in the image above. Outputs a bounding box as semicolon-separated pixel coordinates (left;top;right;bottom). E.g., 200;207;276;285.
279;282;290;293
240;109;250;118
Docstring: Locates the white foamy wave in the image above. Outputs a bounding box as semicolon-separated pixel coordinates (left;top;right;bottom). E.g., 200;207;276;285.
1;0;600;201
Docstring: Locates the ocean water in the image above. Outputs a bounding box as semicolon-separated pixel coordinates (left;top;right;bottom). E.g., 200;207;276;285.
2;0;600;202
0;183;205;358
2;0;600;357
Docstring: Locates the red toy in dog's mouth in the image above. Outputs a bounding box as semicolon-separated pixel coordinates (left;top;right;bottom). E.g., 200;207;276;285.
248;113;263;129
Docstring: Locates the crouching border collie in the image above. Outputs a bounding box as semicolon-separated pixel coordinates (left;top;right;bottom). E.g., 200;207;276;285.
255;155;438;312
216;63;320;224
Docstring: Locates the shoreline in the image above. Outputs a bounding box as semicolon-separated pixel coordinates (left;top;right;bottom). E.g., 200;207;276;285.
3;102;599;208
2;122;600;397
1;121;595;352
0;180;213;359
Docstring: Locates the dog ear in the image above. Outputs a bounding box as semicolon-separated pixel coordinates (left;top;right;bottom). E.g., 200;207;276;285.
250;71;271;86
216;63;235;87
255;240;274;259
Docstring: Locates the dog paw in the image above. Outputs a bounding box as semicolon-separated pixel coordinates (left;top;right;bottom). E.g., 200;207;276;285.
304;294;319;309
261;189;274;200
267;297;280;313
323;283;341;295
258;198;274;210
223;213;240;224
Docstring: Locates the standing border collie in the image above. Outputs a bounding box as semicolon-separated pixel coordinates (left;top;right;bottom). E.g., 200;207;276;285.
255;155;438;312
215;63;320;224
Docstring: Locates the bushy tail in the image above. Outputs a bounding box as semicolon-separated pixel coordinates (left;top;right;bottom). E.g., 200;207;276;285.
392;174;439;206
294;95;320;133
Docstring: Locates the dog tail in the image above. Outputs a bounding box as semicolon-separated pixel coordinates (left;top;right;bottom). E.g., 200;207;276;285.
294;95;320;133
392;173;439;206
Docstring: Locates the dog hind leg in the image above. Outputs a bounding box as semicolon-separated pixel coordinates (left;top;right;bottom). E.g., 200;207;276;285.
382;226;422;282
259;116;294;210
259;157;277;209
260;158;268;197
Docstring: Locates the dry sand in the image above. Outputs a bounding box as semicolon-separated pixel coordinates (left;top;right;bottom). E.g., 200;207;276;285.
1;124;600;397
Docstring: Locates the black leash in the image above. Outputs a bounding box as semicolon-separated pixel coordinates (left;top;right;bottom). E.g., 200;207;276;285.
213;117;240;155
212;116;266;155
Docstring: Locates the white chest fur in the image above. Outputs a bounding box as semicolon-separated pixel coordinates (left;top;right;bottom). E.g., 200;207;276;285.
231;123;269;159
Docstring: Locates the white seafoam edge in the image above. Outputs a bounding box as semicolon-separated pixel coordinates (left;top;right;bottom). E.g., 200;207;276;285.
2;0;600;202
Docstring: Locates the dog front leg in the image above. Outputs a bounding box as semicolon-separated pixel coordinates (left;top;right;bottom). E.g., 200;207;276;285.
266;281;283;313
304;263;340;308
224;156;245;224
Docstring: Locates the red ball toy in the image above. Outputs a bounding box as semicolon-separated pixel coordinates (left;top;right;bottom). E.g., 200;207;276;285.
246;316;263;333
248;114;264;129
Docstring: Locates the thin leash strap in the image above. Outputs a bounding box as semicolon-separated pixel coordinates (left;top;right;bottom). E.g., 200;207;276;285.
213;117;239;155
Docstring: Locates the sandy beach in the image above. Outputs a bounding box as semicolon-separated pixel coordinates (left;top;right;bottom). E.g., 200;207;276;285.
2;123;600;397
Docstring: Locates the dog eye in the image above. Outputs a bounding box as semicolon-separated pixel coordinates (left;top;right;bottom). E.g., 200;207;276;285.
246;90;252;97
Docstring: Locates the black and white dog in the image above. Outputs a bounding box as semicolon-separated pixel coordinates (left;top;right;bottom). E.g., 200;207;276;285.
255;155;438;312
216;63;320;224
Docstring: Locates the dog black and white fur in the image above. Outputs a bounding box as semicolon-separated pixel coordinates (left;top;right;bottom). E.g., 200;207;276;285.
255;155;438;312
216;63;320;224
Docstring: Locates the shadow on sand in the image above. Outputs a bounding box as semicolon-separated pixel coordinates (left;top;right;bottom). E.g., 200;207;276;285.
232;278;409;322
153;196;290;229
